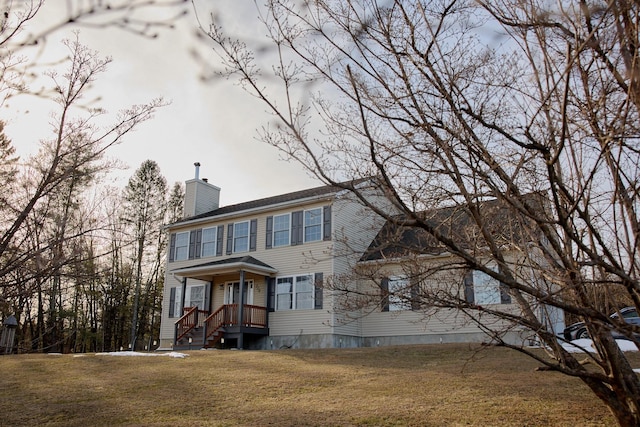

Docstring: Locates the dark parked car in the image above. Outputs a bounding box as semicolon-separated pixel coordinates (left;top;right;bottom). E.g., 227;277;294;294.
563;307;640;341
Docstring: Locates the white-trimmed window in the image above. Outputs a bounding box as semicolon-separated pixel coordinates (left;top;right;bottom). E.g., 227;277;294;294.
201;227;217;257
185;284;205;310
174;232;189;261
273;214;290;247
276;274;314;310
464;268;511;305
304;208;322;242
169;286;182;318
388;276;410;311
234;221;249;253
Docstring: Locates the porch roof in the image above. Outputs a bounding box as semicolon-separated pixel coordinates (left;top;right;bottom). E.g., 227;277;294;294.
170;255;278;280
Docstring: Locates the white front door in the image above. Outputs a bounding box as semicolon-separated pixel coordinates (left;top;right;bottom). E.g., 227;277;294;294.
225;280;254;305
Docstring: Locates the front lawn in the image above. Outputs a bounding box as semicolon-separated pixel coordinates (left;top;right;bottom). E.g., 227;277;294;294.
0;343;635;426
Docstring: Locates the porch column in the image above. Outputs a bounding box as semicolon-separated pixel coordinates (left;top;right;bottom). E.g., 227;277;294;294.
180;277;187;313
238;270;245;349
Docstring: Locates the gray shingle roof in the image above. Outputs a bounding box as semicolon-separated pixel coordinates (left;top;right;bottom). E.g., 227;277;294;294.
171;178;370;226
360;195;544;262
171;255;275;272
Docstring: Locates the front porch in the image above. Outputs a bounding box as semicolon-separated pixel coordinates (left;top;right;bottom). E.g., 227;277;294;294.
174;304;268;350
170;255;278;350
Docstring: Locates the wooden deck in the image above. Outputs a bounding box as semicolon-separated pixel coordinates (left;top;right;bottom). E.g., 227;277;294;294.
174;304;268;349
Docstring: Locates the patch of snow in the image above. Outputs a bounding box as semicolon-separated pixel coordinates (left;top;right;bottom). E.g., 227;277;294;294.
562;339;639;353
95;351;188;358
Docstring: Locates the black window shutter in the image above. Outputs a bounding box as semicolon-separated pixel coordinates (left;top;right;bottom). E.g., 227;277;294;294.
216;225;224;256
323;205;332;241
291;210;303;245
226;223;233;255
169;233;176;262
464;271;475;303
194;228;203;259
381;277;390;312
314;272;324;310
410;277;420;310
500;282;511;304
169;287;176;317
265;216;273;249
249;219;258;252
188;230;197;259
267;277;276;312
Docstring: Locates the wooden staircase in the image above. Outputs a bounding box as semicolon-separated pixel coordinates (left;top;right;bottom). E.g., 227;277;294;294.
174;304;268;350
174;325;224;349
174;305;229;349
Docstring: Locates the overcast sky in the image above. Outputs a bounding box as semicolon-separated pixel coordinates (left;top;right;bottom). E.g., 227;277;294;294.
5;1;320;206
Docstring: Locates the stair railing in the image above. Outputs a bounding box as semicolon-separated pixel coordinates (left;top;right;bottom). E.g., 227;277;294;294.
175;306;198;341
200;304;269;347
203;305;227;341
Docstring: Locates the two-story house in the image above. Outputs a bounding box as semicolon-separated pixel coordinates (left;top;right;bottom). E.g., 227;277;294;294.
159;167;564;350
158;166;385;350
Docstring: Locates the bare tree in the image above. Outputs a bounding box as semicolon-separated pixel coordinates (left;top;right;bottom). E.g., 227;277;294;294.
0;35;165;354
0;0;187;353
202;1;640;424
0;35;164;284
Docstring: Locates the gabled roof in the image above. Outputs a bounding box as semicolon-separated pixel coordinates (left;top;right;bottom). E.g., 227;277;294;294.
170;178;372;227
173;183;335;226
170;255;278;278
360;196;542;262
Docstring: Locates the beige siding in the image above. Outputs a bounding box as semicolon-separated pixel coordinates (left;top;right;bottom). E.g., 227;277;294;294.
194;182;220;215
184;179;220;217
159;272;182;343
160;199;339;341
269;310;333;336
361;309;481;337
356;255;529;339
330;192;385;336
183;181;196;218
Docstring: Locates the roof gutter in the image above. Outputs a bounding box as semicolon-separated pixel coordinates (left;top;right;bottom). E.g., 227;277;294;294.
164;193;336;230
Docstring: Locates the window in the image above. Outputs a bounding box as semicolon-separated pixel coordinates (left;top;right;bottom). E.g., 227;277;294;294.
273;214;290;247
169;286;182;318
186;285;205;310
388;276;410;311
276;274;314;310
304;208;322;242
201;227;217;257
234;221;249;253
464;268;511;305
174;232;189;261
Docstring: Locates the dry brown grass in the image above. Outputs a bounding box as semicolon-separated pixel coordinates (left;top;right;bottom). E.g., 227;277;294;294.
0;343;635;426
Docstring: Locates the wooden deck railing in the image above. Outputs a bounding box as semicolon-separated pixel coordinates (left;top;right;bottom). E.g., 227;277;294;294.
175;306;208;341
243;304;267;328
177;304;268;347
203;304;267;340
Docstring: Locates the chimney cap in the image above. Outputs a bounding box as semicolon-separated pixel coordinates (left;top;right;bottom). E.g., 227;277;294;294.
194;162;201;167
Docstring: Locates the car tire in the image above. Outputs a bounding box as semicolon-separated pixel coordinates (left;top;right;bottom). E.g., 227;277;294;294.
576;328;589;339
